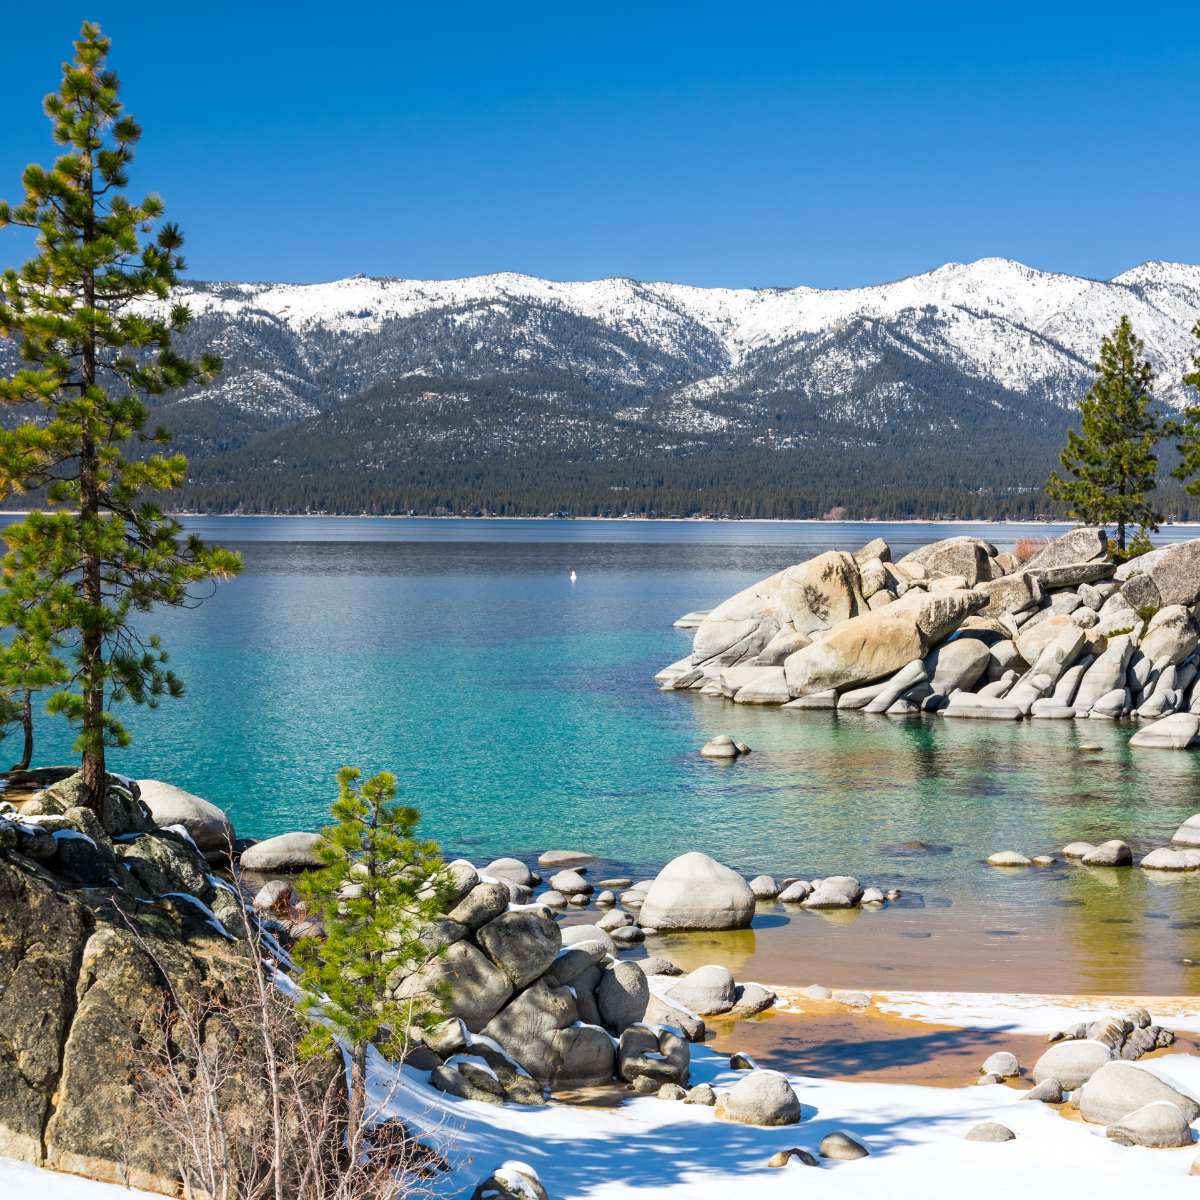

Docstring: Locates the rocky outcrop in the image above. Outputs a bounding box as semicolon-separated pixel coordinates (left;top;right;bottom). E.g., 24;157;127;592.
662;532;1200;746
0;775;277;1194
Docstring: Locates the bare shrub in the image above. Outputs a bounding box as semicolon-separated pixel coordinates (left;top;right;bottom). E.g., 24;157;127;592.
1013;536;1049;563
126;872;444;1200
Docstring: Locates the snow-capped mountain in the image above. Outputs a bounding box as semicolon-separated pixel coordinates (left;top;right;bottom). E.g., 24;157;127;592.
4;257;1199;516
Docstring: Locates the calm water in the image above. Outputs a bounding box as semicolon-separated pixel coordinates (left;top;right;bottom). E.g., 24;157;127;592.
16;516;1200;993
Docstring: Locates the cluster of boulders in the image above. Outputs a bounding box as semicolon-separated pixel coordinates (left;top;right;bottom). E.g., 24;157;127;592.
969;1010;1193;1150
986;815;1200;873
658;529;1200;744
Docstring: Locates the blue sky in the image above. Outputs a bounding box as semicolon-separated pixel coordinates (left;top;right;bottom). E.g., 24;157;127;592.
1;2;1197;288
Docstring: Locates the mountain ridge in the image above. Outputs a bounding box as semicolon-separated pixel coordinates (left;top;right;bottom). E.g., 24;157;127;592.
4;258;1199;518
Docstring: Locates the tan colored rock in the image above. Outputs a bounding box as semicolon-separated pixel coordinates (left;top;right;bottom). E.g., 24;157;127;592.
1016;613;1079;666
896;536;996;586
974;572;1042;617
777;552;867;636
784;612;925;697
1140;605;1197;667
888;587;987;644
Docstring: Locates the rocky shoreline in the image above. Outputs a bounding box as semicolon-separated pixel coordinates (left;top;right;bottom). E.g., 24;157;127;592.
658;528;1200;742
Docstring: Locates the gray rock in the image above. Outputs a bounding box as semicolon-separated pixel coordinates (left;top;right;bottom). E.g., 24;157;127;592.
617;1024;689;1086
596;908;634;931
548;868;592;896
1115;539;1200;607
542;941;607;987
537;849;594;869
1172;813;1200;848
395;940;513;1032
482;857;534;887
777;880;812;902
665;965;737;1016
1081;840;1133;867
470;1161;549;1200
986;851;1032;867
749;874;779;899
1024;527;1108;571
657;1082;687;1101
714;1070;802;1126
639;852;755;931
818;1130;870;1160
966;1123;1015;1142
700;735;740;759
802;875;863;908
136;780;234;852
642;992;706;1042
1022;1078;1064;1103
239;831;321;872
252;879;296;914
1107;1100;1195;1148
684;1082;717;1105
594;890;615;906
424;1017;469;1058
974;574;1042;618
450;882;511;930
981;1051;1020;1078
1077;1061;1200;1126
439;859;480;906
475;911;562;989
638;956;682;977
730;982;776;1017
1130;712;1200;750
1141;605;1198;666
430;1060;506;1104
561;924;616;954
537;889;567;910
898;536;995;586
1032;1039;1113;1088
610;925;645;946
596;961;650;1032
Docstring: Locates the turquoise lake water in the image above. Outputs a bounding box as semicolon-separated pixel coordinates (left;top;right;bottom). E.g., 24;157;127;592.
14;516;1200;991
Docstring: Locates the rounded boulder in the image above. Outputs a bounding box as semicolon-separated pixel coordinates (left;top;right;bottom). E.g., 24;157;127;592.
638;852;755;931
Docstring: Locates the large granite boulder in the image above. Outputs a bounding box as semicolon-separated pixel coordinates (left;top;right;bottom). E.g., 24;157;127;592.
924;637;991;695
776;552;868;635
638;852;755;931
691;569;788;664
664;965;737;1016
974;573;1042;617
784;612;926;697
1107;1100;1195;1148
394;940;513;1032
475;911;561;989
596;961;650;1031
897;537;996;586
239;832;322;872
1115;539;1200;607
1140;605;1198;667
889;587;988;644
1077;1061;1200;1126
1024;527;1108;573
1032;1039;1113;1089
136;780;234;852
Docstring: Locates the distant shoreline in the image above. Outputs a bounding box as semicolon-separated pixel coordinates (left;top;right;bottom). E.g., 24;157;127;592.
5;510;1200;529
4;509;1200;530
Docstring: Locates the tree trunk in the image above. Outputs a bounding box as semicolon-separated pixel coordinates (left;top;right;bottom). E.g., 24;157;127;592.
12;692;33;772
348;1041;368;1159
79;139;106;813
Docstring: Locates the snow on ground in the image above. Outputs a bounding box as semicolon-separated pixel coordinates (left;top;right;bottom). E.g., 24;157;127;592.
867;990;1200;1036
0;1157;161;1199
371;1043;1200;1200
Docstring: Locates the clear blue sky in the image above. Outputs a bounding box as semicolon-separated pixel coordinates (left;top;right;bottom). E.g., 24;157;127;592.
2;2;1197;288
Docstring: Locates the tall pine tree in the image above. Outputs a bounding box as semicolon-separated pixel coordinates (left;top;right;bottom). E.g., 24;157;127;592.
1046;316;1163;553
0;23;241;807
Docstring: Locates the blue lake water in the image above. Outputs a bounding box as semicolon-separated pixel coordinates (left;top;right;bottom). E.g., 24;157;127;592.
16;516;1200;992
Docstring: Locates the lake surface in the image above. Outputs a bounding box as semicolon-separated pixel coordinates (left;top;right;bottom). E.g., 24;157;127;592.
17;516;1200;994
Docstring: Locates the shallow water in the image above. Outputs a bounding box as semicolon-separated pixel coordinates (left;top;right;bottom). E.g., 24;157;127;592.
13;515;1200;993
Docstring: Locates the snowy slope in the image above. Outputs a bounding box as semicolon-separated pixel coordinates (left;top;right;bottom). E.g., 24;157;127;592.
173;258;1200;406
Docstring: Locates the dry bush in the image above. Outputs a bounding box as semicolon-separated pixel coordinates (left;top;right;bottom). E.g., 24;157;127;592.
1013;535;1049;563
127;877;443;1200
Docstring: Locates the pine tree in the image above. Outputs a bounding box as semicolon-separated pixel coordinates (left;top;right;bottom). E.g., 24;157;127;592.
0;23;241;806
1170;321;1200;498
295;768;449;1144
0;623;68;771
1046;316;1163;553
